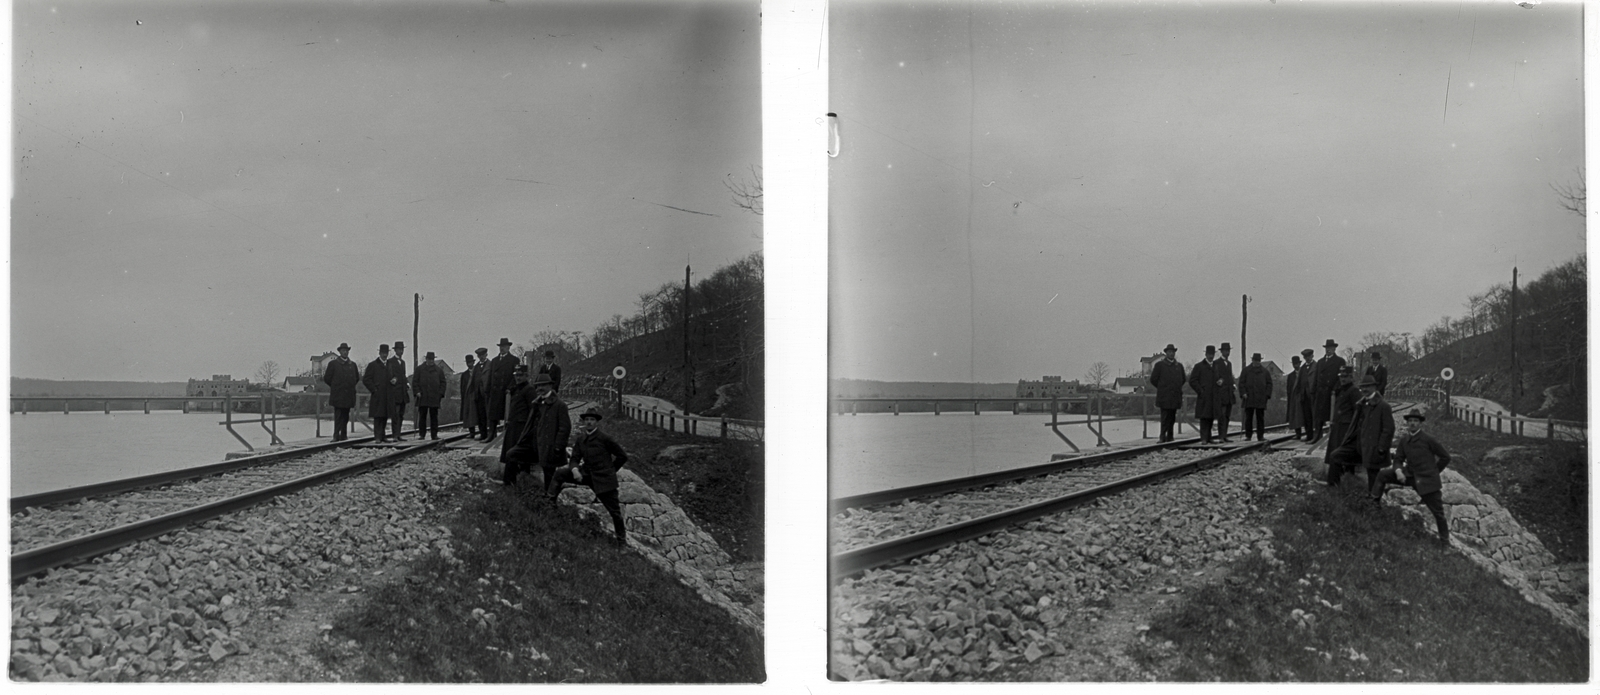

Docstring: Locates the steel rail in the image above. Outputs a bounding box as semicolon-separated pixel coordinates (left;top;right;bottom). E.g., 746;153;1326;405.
10;422;465;511
11;432;473;581
831;432;1298;580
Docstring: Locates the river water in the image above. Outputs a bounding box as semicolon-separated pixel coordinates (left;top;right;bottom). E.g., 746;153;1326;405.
829;412;1211;498
10;411;352;498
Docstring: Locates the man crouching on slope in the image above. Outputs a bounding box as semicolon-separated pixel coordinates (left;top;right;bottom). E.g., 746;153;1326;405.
550;406;631;546
1374;410;1453;546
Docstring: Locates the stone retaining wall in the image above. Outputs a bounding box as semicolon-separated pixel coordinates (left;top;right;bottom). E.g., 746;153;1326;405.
468;455;760;632
1291;448;1587;636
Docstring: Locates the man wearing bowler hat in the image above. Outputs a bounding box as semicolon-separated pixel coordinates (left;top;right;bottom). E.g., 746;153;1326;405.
322;342;361;442
1188;345;1219;444
1214;342;1237;443
507;372;570;496
1325;374;1393;494
1286;354;1304;439
538;349;563;392
1311;339;1346;444
1365;351;1389;396
472;347;491;440
499;364;539;486
551;406;632;544
1238;352;1272;442
461;353;480;438
413;351;448;440
388;341;411;442
361;344;394;442
1295;349;1318;441
485;338;519;441
1324;366;1360;465
1374;410;1453;544
1147;344;1185;442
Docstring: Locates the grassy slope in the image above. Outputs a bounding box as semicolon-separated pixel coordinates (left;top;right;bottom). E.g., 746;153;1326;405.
314;416;764;682
1131;481;1587;682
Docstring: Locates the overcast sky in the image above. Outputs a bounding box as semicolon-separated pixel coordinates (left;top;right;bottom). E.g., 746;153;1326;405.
12;0;761;382
829;0;1584;385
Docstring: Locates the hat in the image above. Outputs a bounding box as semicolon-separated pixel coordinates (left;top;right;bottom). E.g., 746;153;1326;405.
379;343;390;352
394;341;405;349
1204;345;1216;354
1358;374;1378;389
475;347;489;355
424;351;436;360
512;364;529;375
498;338;513;347
1291;355;1302;362
580;406;603;421
337;342;351;351
465;353;476;362
1370;351;1383;359
1251;352;1261;361
1220;342;1231;351
1163;344;1177;353
544;350;556;358
1403;411;1426;422
1300;348;1314;357
1323;339;1338;348
1338;366;1354;376
531;373;554;388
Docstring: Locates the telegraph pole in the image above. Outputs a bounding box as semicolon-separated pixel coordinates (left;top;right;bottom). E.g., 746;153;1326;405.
412;293;421;374
683;264;693;416
1240;294;1249;363
1509;267;1518;419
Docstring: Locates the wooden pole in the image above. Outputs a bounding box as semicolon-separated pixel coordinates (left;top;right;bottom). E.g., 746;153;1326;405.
1509;267;1518;420
683;264;692;416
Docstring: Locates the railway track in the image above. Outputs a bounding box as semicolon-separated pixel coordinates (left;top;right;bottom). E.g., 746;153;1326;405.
11;401;592;580
831;403;1414;580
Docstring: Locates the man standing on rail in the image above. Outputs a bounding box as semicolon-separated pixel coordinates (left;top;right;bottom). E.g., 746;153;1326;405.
322;342;361;442
1374;410;1452;544
1238;352;1272;442
1188;345;1219;444
1325;374;1394;493
1365;351;1389;396
472;347;491;440
550;405;632;545
537;350;563;392
1324;367;1360;469
485;338;519;441
1311;339;1346;444
362;344;394;443
413;351;448;440
500;365;539;487
1148;343;1185;442
1296;348;1319;442
388;341;412;442
1214;342;1237;443
1286;354;1304;439
461;353;480;439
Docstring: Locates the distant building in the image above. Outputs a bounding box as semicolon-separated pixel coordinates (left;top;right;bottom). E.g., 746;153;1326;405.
187;374;249;398
1112;376;1146;394
282;375;317;393
1137;353;1167;378
1017;376;1080;398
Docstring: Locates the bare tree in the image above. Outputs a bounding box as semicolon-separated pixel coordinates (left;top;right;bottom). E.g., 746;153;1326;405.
724;165;763;216
254;360;281;388
1551;167;1585;218
1083;361;1111;389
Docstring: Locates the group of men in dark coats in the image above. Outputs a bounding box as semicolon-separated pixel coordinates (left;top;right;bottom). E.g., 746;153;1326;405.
320;341;449;442
1148;342;1269;444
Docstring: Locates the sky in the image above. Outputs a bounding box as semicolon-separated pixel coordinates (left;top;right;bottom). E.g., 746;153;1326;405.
829;0;1586;385
11;0;762;382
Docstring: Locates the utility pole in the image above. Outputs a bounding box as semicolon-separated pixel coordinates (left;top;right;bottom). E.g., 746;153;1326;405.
683;264;693;416
1509;267;1518;419
1240;294;1249;363
413;294;421;374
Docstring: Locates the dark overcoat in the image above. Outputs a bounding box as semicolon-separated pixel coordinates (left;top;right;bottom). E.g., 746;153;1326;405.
322;357;361;409
1215;357;1236;406
1313;354;1346;421
538;363;563;391
507;395;571;467
387;356;410;406
1365;364;1389;395
1339;394;1394;469
1238;363;1272;409
1285;366;1302;427
459;365;478;426
362;358;392;418
570;428;629;494
1148;358;1187;410
1188;360;1217;419
486;353;519;420
413;361;448;408
499;382;539;463
1392;429;1452;496
1324;383;1361;460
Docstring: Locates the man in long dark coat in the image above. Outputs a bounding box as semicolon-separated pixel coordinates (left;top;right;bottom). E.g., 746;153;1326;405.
471;347;490;440
1311;339;1346;443
1286;355;1304;438
1375;411;1453;543
485;338;519;441
551;406;631;544
507;374;570;496
413;351;448;440
460;354;479;438
1325;375;1394;493
1238;352;1272;441
1188;345;1219;444
1323;367;1359;466
388;341;411;442
537;350;563;392
1296;349;1318;442
361;344;393;442
499;365;539;486
1147;344;1185;442
1215;342;1237;443
1364;351;1389;396
322;342;361;442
